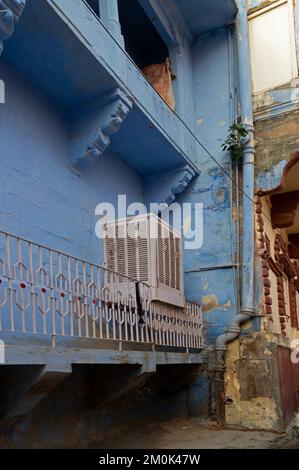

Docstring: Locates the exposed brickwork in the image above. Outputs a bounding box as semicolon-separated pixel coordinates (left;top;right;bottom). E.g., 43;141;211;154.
289;234;299;259
255;196;299;334
289;280;298;330
255;196;273;319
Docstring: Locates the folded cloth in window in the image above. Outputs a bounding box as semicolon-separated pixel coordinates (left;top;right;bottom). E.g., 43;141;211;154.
142;58;175;111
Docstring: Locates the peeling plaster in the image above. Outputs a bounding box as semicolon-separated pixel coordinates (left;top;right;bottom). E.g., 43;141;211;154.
256;159;288;193
201;294;231;313
224;334;285;431
254;110;299;175
248;0;284;15
253;92;276;111
232;206;237;223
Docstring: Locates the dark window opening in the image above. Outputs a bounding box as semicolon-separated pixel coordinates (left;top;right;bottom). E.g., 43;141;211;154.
85;0;100;17
118;0;169;70
118;0;175;110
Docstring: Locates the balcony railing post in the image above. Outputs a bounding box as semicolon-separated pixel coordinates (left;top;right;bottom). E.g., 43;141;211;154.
0;230;202;351
98;0;124;47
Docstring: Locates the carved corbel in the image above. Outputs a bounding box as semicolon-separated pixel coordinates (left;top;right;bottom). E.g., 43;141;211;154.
70;88;133;174
0;0;25;55
143;165;196;206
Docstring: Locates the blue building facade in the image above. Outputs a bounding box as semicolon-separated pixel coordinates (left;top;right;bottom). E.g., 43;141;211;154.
0;0;239;339
2;0;297;446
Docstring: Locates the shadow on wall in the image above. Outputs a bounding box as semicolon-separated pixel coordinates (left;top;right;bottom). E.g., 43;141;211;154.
0;364;208;449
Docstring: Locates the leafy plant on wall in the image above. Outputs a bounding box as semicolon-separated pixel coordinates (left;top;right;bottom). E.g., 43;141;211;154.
222;122;248;162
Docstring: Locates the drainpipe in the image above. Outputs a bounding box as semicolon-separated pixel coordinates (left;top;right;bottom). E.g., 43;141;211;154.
213;0;256;419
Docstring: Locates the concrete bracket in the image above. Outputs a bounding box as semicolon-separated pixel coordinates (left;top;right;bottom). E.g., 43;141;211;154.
144;164;196;205
0;0;26;55
70;88;133;174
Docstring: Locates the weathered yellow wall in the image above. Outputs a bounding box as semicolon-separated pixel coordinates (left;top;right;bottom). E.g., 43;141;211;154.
224;333;289;430
224;193;299;431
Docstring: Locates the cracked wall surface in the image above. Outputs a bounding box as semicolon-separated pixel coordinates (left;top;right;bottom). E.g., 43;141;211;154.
225;333;285;431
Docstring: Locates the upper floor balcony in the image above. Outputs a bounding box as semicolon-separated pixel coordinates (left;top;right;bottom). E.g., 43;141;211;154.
1;0;237;180
0;227;204;428
0;229;203;371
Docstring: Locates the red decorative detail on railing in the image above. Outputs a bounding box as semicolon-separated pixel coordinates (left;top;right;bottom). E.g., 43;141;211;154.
0;230;203;350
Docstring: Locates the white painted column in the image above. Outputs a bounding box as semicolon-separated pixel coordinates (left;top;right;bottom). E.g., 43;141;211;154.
98;0;124;46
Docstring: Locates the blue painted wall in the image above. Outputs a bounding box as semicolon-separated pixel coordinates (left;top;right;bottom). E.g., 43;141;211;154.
0;7;239;346
0;61;144;266
179;27;239;344
0;0;243;441
0;0;242;346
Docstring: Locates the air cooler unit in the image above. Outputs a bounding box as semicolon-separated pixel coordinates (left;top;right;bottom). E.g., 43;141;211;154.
103;213;185;307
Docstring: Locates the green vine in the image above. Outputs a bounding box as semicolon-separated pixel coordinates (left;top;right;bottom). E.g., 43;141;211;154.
222;122;248;162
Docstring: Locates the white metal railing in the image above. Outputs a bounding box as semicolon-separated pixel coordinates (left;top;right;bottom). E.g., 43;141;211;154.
0;230;203;351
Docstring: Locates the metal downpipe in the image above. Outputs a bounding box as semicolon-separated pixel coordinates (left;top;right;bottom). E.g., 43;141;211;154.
212;1;256;420
215;0;256;353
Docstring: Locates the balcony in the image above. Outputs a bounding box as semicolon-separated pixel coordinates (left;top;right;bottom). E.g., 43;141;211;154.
0;230;203;372
1;0;199;179
0;230;204;428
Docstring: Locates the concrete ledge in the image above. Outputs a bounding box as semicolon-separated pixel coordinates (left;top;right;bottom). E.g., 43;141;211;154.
0;333;205;373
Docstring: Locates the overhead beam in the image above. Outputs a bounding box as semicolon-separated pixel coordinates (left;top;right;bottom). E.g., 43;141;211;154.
2;335;206;371
73;364;153;409
138;0;193;46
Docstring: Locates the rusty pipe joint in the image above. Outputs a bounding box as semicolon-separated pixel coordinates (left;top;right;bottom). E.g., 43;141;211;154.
215;308;255;351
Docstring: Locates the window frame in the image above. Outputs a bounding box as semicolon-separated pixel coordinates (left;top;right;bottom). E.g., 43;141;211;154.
248;0;298;95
